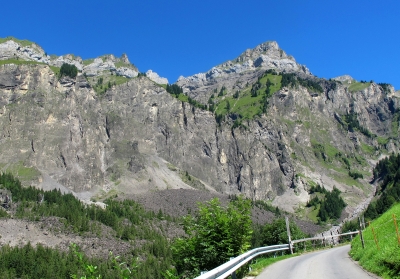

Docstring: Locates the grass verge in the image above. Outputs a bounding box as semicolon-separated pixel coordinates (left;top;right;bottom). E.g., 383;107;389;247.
350;203;400;278
247;254;296;276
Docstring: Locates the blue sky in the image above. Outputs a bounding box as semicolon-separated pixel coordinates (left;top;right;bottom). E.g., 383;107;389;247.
1;0;399;88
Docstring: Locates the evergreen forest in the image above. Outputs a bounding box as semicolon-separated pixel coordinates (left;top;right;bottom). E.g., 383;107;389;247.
365;153;400;220
0;173;312;278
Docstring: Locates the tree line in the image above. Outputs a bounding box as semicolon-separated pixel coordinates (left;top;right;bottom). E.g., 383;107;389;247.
342;112;374;138
280;73;323;93
306;184;346;222
365;153;400;220
0;173;173;279
1;173;336;278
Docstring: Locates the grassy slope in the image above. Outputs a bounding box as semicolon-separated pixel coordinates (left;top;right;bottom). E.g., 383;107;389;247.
214;73;281;120
0;37;34;47
82;58;94;66
348;82;371;92
0;59;46;67
87;74;132;95
350;203;400;278
0;59;60;75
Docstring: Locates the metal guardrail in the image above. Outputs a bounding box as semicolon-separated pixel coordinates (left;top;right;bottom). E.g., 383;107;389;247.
193;244;289;279
292;230;359;244
194;230;360;279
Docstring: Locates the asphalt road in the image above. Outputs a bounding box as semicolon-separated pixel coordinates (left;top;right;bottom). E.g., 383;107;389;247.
256;245;380;279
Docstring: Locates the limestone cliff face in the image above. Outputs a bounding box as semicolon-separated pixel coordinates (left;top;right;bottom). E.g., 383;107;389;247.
0;38;399;214
0;63;286;199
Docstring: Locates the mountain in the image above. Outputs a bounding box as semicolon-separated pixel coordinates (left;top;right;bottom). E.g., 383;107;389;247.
0;36;398;221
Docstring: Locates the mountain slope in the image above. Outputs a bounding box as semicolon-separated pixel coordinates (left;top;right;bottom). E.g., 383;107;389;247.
0;37;399;219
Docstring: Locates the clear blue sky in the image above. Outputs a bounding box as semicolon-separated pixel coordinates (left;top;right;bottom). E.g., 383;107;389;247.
1;0;399;88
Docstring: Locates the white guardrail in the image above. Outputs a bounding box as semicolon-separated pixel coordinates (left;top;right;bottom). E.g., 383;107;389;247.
194;230;360;279
292;230;359;244
193;244;289;279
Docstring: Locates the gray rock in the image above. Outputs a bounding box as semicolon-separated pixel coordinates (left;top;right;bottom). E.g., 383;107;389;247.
146;70;168;84
176;41;311;88
115;67;138;78
83;58;115;76
0;40;50;63
333;75;355;84
0;38;139;80
0;37;397;217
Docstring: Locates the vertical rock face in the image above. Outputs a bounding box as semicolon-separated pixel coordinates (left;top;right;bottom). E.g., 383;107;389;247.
0;37;398;214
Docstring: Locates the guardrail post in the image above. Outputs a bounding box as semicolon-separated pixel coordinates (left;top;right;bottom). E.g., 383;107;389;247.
358;217;365;249
285;216;293;254
230;257;237;279
392;214;400;245
369;221;380;250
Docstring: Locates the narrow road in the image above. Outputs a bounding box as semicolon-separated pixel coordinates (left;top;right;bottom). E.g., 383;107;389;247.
256;245;380;279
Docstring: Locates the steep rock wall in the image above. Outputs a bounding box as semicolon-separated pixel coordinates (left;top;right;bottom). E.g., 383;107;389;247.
0;63;398;213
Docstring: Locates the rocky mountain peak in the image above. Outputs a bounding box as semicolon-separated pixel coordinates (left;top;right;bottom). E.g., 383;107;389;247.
121;53;130;64
177;40;311;89
234;41;288;62
333;75;355;84
0;37;168;83
145;70;168;84
0;38;49;63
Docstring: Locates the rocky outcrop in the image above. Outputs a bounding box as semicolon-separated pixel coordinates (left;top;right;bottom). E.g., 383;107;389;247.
83;57;116;76
0;38;167;82
0;39;50;63
333;75;355;83
52;55;84;71
115;67;138;78
146;70;168;84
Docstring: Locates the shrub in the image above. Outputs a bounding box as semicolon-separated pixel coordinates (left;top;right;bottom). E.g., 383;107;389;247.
172;197;252;278
348;170;364;180
59;63;78;78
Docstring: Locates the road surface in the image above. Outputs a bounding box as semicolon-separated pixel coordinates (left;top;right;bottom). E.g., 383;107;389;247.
256;245;379;279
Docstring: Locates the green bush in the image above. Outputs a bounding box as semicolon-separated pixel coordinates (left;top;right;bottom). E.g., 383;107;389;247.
348;170;364;180
318;187;346;221
59;63;78;78
166;84;183;96
261;218;307;252
171;197;252;278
